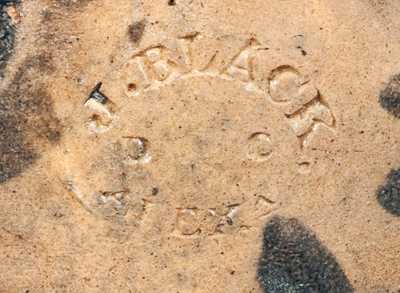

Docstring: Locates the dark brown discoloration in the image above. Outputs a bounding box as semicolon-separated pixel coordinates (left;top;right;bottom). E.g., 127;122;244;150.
27;52;56;74
0;55;61;183
128;20;146;44
53;0;93;9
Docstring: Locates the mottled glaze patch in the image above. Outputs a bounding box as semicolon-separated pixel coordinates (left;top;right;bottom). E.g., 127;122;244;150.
379;74;400;118
0;56;61;183
258;216;353;292
377;169;400;216
0;1;18;74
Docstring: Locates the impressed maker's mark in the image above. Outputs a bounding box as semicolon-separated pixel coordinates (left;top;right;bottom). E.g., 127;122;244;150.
112;35;336;148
